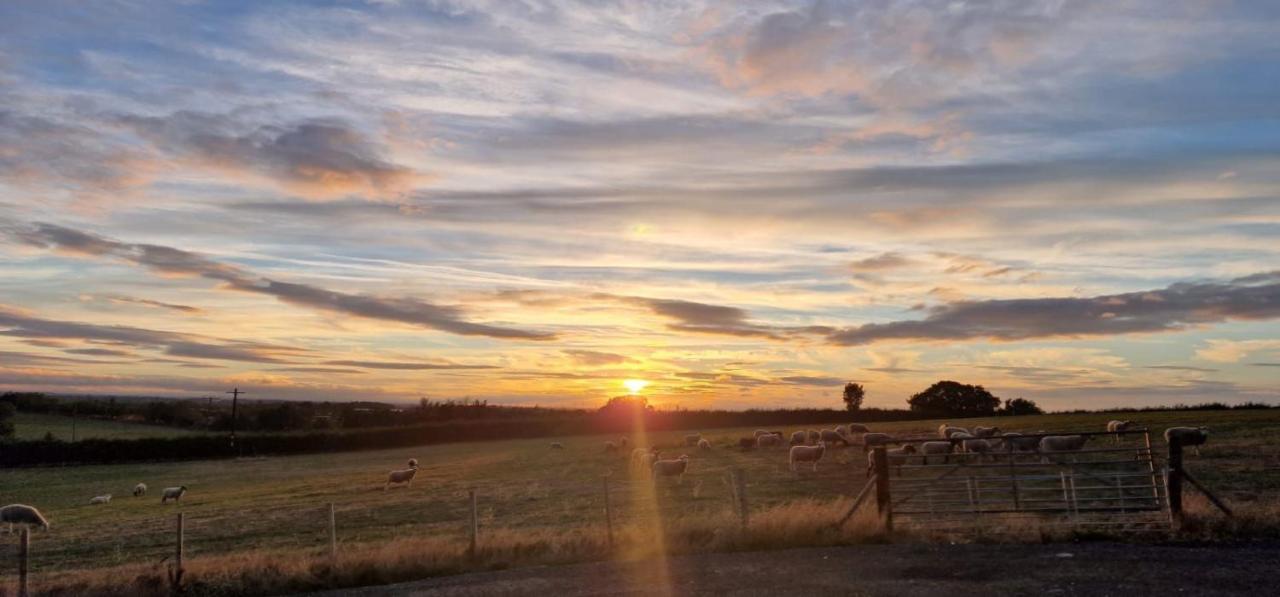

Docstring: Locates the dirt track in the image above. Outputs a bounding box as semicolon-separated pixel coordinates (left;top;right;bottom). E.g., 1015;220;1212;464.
308;541;1280;596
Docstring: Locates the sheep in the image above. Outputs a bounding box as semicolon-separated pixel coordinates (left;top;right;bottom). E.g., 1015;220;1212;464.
1039;435;1089;462
807;430;821;444
861;432;891;452
604;441;620;454
697;438;712;451
998;432;1041;453
684;433;703;447
738;437;756;450
972;426;1001;438
819;429;849;447
867;445;917;472
789;443;826;473
619;437;630;449
920;440;954;464
757;433;783;448
89;494;112;505
789;430;808;446
652;455;690;483
961;438;996;461
1165;427;1209;456
549;442;564;449
384;459;419;490
1107;420;1135;444
1;504;49;533
631;447;658;470
160;486;188;503
133;483;147;497
753;429;771;439
939;425;969;439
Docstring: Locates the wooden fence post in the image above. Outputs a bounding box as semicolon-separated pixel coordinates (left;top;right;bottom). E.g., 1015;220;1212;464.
602;474;614;549
328;503;337;560
468;489;479;557
871;447;892;533
170;512;185;596
732;468;749;531
18;527;29;597
1167;438;1184;527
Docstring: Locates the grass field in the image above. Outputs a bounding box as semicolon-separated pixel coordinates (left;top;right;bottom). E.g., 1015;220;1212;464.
11;413;204;442
2;409;1278;595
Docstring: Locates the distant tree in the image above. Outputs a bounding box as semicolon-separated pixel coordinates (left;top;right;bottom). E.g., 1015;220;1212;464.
1000;397;1044;416
907;381;1001;417
0;402;15;439
842;382;866;412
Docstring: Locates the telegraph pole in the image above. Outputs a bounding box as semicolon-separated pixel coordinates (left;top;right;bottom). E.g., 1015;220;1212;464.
226;387;244;449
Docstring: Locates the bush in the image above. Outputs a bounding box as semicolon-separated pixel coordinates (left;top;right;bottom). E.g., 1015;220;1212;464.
907;381;1000;418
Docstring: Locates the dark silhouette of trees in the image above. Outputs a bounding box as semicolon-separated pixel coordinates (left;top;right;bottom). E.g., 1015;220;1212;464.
907;381;1001;417
1000;397;1044;416
0;401;16;438
842;382;865;412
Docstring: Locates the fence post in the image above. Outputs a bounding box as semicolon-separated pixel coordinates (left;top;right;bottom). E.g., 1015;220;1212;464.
732;468;749;531
170;512;185;596
328;503;337;560
468;489;479;557
602;473;614;549
18;527;29;597
1167;438;1184;527
871;447;892;533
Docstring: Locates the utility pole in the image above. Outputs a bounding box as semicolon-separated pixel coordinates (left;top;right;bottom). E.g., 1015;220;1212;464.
226;387;244;449
71;403;77;443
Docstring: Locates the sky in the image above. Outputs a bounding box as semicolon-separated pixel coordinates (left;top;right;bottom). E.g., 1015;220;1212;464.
1;0;1278;410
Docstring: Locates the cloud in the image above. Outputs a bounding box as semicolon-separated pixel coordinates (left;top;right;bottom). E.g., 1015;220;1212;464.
562;350;632;366
118;112;422;199
10;222;555;340
323;359;498;371
777;375;846;387
1194;339;1280;363
827;272;1280;345
87;294;203;314
64;347;134;357
849;252;914;273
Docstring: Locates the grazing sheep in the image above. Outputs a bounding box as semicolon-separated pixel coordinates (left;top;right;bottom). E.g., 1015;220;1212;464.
697;438;712;451
861;432;892;452
1039;435;1089;462
846;423;870;434
819;429;849;447
973;426;1001;438
998;432;1041;453
631;447;659;469
652;455;691;483
789;443;826;472
961;438;996;461
1165;427;1209;456
752;429;771;439
89;494;112;505
920;440;954;464
1107;420;1135;444
757;433;783;448
684;433;702;447
738;437;756;450
807;429;821;444
550;442;564;449
866;445;918;472
789;430;808;446
133;483;147;497
161;486;188;503
384;459;419;490
939;425;970;439
1;504;49;532
604;441;620;454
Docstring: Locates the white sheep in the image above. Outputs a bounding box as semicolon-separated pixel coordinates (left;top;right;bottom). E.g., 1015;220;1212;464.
384;459;419;490
789;443;826;472
1;504;50;532
133;483;147;497
972;426;1001;438
961;438;996;461
604;440;620;454
631;447;660;470
807;429;821;444
160;486;188;503
819;429;849;447
846;423;870;434
698;438;712;451
998;432;1041;454
549;442;564;449
757;433;782;448
920;440;954;464
1165;427;1209;456
861;432;891;452
789;430;808;446
1039;435;1089;462
752;429;771;439
684;433;703;447
652;454;690;483
1106;420;1135;444
89;494;112;505
866;445;917;471
939;426;970;439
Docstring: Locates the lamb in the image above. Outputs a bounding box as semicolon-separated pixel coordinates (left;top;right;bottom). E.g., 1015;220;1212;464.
757;433;782;448
972;426;1001;438
384;458;419;490
819;429;849;447
1039;435;1089;462
938;425;969;439
1;504;49;532
789;443;826;472
684;433;703;447
549;442;564;449
1107;420;1135;444
846;423;870;434
161;486;188;503
1165;427;1209;456
133;483;147;497
920;440;954;464
698;438;712;451
89;494;112;505
861;432;891;452
652;455;690;483
789;430;808;446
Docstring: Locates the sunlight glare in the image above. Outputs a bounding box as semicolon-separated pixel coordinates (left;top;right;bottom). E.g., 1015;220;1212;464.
623;379;649;395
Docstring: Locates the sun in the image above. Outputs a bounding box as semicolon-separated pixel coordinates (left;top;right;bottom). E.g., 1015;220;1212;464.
623;379;649;395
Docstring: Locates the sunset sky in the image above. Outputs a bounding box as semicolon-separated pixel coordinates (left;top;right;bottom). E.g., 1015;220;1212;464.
2;1;1278;410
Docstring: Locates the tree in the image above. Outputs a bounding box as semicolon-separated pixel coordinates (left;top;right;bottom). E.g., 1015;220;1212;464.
842;382;866;412
907;381;1001;417
0;401;15;439
1000;397;1044;416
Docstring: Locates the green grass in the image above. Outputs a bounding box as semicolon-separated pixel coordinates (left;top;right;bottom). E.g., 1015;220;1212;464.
2;408;1278;594
11;412;204;442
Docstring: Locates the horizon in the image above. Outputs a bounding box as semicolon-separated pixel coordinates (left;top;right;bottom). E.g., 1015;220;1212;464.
2;1;1279;411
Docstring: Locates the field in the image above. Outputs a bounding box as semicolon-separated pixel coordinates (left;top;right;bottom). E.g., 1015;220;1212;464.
2;409;1279;595
11;413;203;442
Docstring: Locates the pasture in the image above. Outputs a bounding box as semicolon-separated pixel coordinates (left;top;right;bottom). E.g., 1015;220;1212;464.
2;409;1278;595
11;413;202;442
